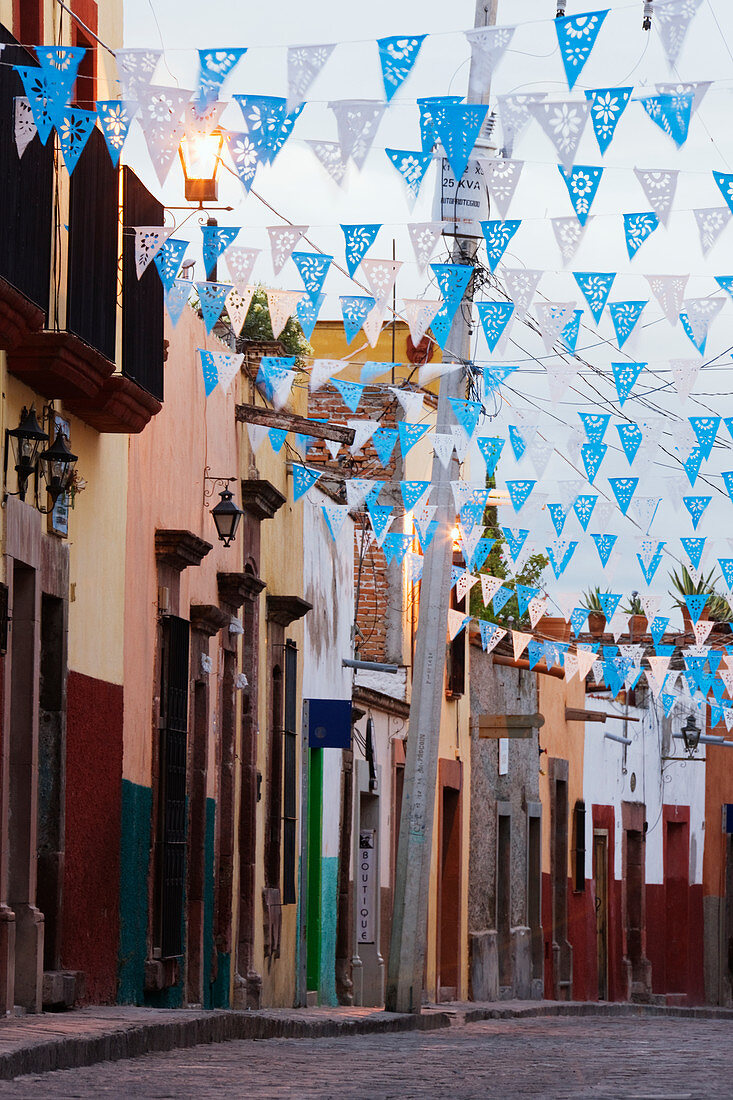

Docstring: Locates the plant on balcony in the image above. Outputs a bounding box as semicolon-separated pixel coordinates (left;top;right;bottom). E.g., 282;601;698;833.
668;565;732;623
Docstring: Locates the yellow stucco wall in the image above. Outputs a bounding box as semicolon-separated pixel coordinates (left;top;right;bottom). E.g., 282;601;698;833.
538;672;587;873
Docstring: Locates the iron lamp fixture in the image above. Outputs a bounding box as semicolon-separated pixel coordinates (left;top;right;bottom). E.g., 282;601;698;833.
681;715;701;755
211;488;243;547
38;428;78;505
4;406;47;501
178;129;223;206
203;468;243;548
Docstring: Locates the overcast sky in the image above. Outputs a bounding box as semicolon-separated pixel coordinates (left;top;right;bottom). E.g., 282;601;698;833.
122;0;733;617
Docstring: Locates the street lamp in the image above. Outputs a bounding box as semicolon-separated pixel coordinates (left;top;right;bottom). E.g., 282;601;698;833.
4;406;47;501
211;487;243;547
38;427;78;504
680;715;701;755
178;129;223;205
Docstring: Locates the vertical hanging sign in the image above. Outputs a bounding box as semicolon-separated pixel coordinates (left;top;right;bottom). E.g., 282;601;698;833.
358;830;376;944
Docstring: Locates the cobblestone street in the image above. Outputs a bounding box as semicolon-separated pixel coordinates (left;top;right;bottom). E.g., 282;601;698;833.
0;1015;729;1099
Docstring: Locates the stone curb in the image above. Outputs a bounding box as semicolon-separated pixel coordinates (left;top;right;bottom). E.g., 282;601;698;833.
461;1001;733;1024
0;1008;452;1082
2;999;733;1081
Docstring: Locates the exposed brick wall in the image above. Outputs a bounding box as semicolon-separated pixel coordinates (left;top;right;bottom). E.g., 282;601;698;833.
308;386;404;665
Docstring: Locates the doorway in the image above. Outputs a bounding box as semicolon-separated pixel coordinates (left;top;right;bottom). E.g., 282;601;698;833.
665;819;689;994
594;830;609;1000
437;766;461;1002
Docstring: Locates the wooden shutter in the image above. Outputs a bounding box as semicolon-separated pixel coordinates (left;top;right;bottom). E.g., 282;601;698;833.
122;167;164;400
158;615;190;958
282;639;298;905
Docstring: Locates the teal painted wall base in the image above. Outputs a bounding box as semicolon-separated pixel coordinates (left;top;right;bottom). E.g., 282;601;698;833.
319;856;339;1007
118;780;152;1004
212;952;231;1008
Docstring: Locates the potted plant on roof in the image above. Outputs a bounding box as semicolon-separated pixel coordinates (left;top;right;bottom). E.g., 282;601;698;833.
581;586;608;638
621;591;648;640
669;565;732;634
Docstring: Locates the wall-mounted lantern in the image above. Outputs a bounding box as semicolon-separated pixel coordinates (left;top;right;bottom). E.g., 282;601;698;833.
681;715;701;755
179;130;223;206
204;468;243;548
4;406;47;501
38;427;78;504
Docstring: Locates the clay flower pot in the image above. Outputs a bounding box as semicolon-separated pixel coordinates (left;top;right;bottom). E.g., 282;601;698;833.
588;611;605;637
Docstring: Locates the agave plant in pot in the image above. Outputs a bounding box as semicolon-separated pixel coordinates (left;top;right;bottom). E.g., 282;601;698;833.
668;566;732;634
621;591;648;640
581;586;609;637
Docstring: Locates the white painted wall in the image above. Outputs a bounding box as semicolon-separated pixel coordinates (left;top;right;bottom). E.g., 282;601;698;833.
582;690;706;887
302;492;355;859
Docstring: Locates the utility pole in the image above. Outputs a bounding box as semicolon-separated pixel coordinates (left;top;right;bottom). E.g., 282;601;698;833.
385;0;499;1014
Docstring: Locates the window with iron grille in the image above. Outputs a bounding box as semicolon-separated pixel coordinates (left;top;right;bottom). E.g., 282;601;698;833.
0;24;53;315
282;639;298;905
156;615;190;958
446;575;466;697
122;167;165;400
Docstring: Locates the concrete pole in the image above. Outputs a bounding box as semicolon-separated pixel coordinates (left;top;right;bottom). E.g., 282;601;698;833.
385;0;498;1014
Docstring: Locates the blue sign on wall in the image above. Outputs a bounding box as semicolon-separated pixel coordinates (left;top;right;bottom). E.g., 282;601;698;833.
307;698;352;749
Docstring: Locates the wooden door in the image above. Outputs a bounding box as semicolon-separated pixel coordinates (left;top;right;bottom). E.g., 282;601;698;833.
594;831;609;1000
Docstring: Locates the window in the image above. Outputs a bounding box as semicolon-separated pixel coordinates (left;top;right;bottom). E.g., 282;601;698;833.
122;168;165;399
265;664;283;890
13;1;43;47
572;800;586;892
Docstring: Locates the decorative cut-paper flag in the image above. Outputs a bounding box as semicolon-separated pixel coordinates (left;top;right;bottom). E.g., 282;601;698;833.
449;399;483;439
591;532;617;566
479;621;506;653
623;212;659;260
684;593;709;624
16;65;71;145
341;224;381;276
638;92;693;147
481;159;523;221
361;258;401;303
693;207;731;256
481;220;521;271
385;148;433;205
198;349;219;396
558;165;603;226
14;97;37;158
477;436;505;475
211;351;244;393
645;273;689;323
579;412;611;444
265;228;307;279
546;539;578;578
329;99;386;169
503;268;541;321
97;100;136;165
377;35;426;100
551;217;589;265
611;361;646;406
306;139;348;185
408;222;444;272
330;378;365;413
609;476;638;515
432;103;489;182
655;0;704;66
530;99;589;169
581;442;608;485
321;503;349;542
398;421;430;457
56;107;96;174
585;86;632;153
554;9;609;90
295;293;325;342
501;527;529;563
476;301;515;353
164;279;192;326
573;494;597;531
689;415;720;458
683;495;711;529
573;271;615;323
402;298;441;347
291;252;332;303
292;465;322;502
256;356;297;408
617;422;643;464
609;300;647;348
495;92;546;155
339;296;375;344
153;238;188;292
430;262;474;348
134;226;173;279
266;289;304;340
286;44;335;110
197;48;246;109
201;225;239;279
634;168;680;229
115;48;162;101
465;25;515;97
561;310;583;352
506;479;536;512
